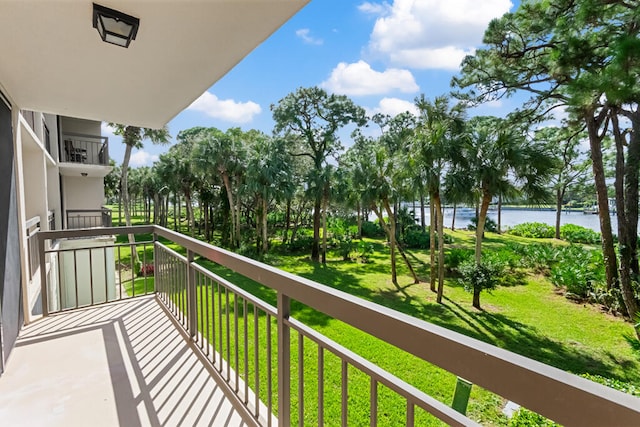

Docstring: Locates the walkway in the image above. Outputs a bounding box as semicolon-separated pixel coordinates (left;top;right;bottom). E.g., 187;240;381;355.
0;296;250;427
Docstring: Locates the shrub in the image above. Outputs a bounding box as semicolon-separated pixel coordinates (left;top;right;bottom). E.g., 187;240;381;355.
357;241;374;263
330;219;356;260
403;229;430;249
445;248;474;271
505;242;555;273
508;222;554;239
138;263;154;277
484;248;522;270
361;220;384;238
468;216;498;232
549;245;605;298
457;259;504;295
508;408;558;427
560;223;601;244
287;236;314;252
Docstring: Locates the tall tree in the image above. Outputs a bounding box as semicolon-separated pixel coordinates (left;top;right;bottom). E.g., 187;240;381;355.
191;127;246;248
450;117;554;309
349;129;419;288
245;133;294;254
412;95;466;302
109;125;170;262
534;125;591;239
272;86;366;262
452;0;640;321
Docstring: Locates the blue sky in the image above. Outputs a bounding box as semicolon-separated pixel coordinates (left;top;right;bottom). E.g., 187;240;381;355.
105;0;521;167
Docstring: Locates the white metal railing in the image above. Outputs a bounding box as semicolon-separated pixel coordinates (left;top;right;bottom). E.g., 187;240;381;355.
59;132;109;166
36;225;640;426
26;215;41;281
65;207;112;229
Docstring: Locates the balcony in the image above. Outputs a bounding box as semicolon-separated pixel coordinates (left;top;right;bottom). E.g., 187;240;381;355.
59;133;109;166
3;225;639;426
66;207;112;229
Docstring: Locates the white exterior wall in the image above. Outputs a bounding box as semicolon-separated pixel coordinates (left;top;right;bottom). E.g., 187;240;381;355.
62;176;105;212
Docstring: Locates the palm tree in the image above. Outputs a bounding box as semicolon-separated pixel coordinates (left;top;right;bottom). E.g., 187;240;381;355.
412;95;466;303
109;124;170;265
451;116;554;308
245;133;294;254
349;129;419;288
272;86;367;262
191;127;246;248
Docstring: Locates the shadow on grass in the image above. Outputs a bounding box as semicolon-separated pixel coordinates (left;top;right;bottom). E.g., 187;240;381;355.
188;245;637;385
421;296;639;383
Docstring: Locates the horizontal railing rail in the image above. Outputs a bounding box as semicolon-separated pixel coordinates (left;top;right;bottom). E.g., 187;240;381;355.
37;226;155;315
36;225;640;426
151;226;640;426
59;132;109;166
66;207;112;229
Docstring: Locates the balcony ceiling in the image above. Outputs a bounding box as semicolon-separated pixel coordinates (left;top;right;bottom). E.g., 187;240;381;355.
0;0;308;128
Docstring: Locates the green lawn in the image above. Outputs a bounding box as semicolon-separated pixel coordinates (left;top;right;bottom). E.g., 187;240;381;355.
108;208;639;424
189;231;639;425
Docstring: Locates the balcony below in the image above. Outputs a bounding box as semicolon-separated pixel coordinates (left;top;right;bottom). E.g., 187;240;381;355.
0;296;252;427
58;133;112;179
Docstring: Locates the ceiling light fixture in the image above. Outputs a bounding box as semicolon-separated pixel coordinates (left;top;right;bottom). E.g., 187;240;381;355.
93;3;139;48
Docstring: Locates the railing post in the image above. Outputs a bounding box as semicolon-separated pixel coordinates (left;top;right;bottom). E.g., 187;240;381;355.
277;292;291;426
186;249;197;339
38;232;48;318
153;231;159;295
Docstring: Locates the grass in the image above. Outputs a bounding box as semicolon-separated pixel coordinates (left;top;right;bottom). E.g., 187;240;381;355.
189;232;639;425
107;208;640;424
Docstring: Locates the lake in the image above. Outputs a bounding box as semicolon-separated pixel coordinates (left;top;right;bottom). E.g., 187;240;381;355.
412;207;616;233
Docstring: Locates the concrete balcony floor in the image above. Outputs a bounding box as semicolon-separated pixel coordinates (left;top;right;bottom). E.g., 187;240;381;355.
0;296;249;427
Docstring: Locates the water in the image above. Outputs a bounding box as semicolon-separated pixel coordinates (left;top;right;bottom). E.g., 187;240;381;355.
412;207;617;233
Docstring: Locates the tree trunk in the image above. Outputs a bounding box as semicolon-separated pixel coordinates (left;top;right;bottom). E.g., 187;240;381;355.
586;113;618;290
262;196;268;254
283;199;291;244
183;190;195;237
120;143;139;265
434;194;445;303
612;111;639;321
451;204;456;231
497;194;502;234
420;191;426;231
429;197;436;292
204;201;210;241
625;110;640;278
221;172;239;248
374;203;397;286
118;192;122;227
173;193;178;231
374;201;419;286
473;188;492;310
357;201;362;239
555;188;563;239
312;195;321;262
322;193;327;265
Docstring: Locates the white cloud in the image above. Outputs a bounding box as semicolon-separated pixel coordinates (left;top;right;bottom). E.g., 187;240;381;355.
390;46;475;71
358;1;391;15
322;60;419;96
187;92;261;124
101;122;117;139
366;0;512;70
130;150;159;167
367;97;418;117
296;28;323;45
